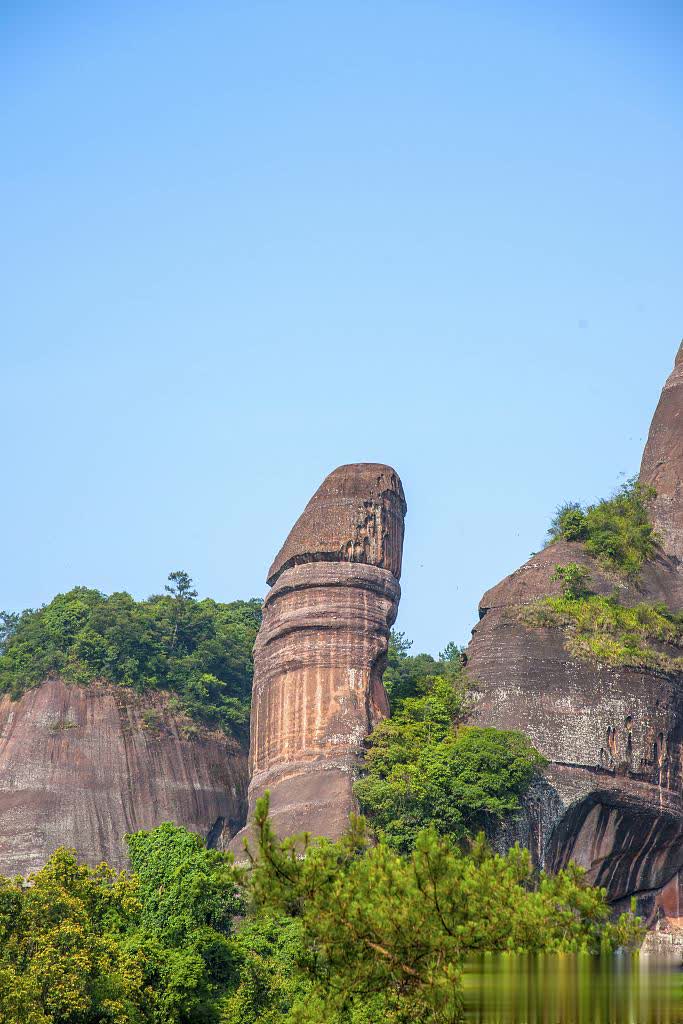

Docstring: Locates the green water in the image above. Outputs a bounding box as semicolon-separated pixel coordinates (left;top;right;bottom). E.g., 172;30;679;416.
462;954;683;1024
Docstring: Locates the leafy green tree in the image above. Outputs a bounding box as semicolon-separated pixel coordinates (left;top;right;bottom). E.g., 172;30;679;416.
548;503;587;542
126;822;241;943
125;823;243;1023
220;914;312;1024
355;668;545;852
382;630;465;712
165;571;199;602
0;611;19;655
0;848;149;1023
0;828;249;1024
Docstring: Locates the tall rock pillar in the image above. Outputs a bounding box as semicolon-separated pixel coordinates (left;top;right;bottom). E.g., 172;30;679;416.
640;342;683;562
236;464;406;843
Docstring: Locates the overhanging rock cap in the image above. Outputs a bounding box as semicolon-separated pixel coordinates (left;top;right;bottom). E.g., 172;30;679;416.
267;463;407;586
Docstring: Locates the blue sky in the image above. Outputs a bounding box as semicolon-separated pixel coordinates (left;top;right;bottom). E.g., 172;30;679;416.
2;2;681;653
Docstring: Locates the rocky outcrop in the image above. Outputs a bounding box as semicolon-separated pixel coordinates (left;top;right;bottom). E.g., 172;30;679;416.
0;678;248;875
641;342;683;562
233;464;406;847
467;343;683;926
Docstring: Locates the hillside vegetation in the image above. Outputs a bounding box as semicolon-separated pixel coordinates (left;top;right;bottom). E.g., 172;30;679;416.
0;572;261;738
521;564;683;673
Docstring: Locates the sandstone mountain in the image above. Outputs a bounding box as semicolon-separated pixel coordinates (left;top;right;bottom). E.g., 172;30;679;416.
232;463;406;848
468;343;683;927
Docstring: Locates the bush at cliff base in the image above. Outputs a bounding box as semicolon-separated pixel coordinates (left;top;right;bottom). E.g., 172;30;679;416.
355;651;548;853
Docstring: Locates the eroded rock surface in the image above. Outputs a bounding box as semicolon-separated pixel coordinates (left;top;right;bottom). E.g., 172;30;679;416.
233;464;406;847
468;343;683;927
0;678;248;875
641;342;683;562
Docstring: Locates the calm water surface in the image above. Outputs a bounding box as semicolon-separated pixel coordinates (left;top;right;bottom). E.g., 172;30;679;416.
462;954;683;1024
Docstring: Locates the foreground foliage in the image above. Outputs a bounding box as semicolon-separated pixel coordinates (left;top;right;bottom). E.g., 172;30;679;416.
0;822;247;1024
0;807;645;1024
546;479;658;576
246;795;644;1024
355;635;546;851
521;565;683;672
0;572;261;737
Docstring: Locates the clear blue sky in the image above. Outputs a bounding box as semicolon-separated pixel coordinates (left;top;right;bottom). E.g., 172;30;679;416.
2;2;681;654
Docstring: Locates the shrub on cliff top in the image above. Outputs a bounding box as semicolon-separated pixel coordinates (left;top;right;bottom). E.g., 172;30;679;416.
0;573;261;738
546;478;658;576
550;562;593;600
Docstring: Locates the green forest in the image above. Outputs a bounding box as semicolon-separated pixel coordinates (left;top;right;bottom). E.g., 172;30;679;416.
0;804;642;1024
0;572;261;739
0;597;646;1023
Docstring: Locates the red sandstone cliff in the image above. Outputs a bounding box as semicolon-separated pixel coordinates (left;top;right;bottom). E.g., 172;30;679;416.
468;343;683;926
0;678;247;875
641;342;683;562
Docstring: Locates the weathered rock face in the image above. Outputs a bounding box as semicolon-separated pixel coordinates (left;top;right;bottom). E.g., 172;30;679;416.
641;342;683;562
0;678;248;876
233;464;406;846
467;344;683;927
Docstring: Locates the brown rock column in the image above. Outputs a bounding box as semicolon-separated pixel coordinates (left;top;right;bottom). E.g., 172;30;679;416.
234;464;406;844
640;341;683;562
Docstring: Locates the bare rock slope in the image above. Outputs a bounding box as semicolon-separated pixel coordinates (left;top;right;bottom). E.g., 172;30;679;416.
468;343;683;926
233;463;406;847
0;678;247;875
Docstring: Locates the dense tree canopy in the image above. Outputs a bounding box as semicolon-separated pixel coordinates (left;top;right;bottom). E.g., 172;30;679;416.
246;796;644;1024
0;810;643;1024
0;823;247;1024
0;574;261;738
381;631;465;712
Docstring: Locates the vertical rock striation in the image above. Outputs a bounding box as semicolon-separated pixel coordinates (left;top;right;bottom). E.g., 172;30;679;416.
234;464;406;845
640;342;683;563
0;678;248;875
467;343;683;926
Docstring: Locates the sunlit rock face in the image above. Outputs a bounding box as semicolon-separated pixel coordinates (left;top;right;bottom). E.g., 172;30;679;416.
233;464;406;847
467;344;683;927
0;679;248;875
641;342;683;564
